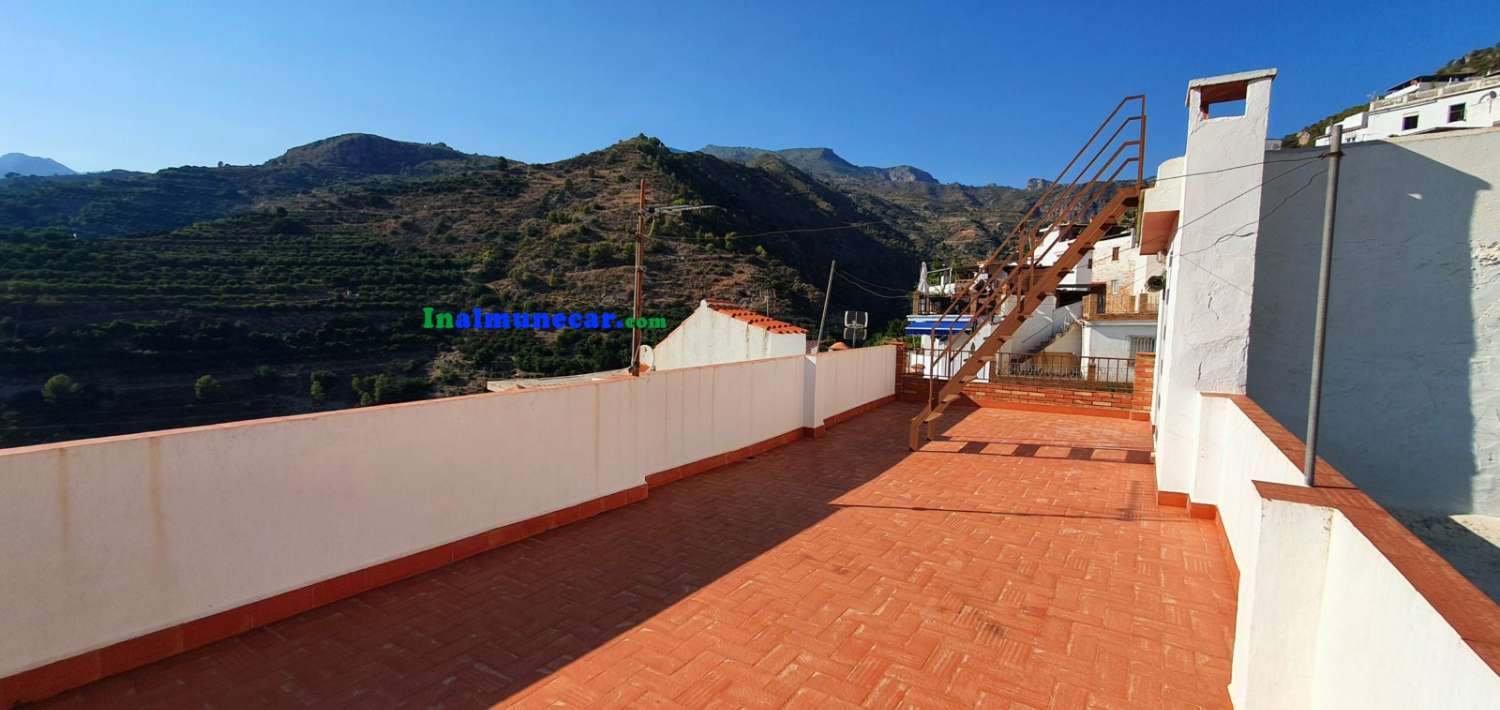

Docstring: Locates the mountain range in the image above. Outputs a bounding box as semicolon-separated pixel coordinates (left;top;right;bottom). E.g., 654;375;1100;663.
0;153;75;177
700;145;938;184
0;132;1041;447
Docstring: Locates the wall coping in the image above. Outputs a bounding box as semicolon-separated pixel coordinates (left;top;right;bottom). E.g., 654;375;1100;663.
1204;392;1500;674
0;346;896;459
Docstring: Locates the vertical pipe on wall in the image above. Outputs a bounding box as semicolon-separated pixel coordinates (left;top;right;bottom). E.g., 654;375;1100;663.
1303;124;1344;485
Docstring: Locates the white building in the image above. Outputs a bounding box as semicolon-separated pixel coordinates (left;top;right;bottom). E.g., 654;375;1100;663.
1150;68;1500;519
1316;71;1500;146
643;299;808;370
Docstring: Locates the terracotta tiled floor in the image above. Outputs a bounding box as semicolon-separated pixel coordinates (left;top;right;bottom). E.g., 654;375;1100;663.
29;404;1237;709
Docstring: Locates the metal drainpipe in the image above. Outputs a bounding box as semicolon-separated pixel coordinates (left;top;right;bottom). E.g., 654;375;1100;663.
1303;124;1344;485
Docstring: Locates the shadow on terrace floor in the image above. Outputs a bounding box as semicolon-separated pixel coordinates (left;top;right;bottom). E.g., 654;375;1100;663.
30;403;1237;709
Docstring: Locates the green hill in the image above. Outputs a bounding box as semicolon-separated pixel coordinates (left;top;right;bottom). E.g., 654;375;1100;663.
0;133;957;447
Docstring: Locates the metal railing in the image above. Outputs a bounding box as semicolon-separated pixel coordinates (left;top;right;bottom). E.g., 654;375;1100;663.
1369;74;1500;111
905;351;1136;391
916;96;1147;401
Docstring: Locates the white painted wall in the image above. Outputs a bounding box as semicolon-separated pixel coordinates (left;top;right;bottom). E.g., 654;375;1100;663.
1155;69;1277;496
1090;234;1136;292
1317;77;1500;146
1188;394;1500;709
1081;321;1156;360
649;301;807;370
1246;128;1500;515
1004;295;1081;354
810;346;897;425
0;350;894;678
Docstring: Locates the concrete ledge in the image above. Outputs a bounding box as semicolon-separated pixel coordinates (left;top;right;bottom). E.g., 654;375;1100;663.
1210;392;1500;678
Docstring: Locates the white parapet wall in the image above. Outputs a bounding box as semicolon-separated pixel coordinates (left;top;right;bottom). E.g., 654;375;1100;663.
1247;127;1500;516
809;345;898;426
1190;393;1500;709
0;347;895;681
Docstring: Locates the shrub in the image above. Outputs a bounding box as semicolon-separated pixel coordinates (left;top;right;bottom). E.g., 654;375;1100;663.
41;374;83;408
194;375;222;401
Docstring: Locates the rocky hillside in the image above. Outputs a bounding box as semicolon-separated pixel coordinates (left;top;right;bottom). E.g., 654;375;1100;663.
701;144;1036;266
701;145;937;184
0;133;962;447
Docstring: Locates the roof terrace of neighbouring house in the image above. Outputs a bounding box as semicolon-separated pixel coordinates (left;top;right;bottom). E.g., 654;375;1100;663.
3;343;1497;709
7;67;1500;709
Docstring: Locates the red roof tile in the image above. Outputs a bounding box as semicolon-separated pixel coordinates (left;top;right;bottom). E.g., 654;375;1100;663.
704;300;808;334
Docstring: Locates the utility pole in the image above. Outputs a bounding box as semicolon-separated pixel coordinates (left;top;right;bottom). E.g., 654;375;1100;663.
629;179;647;376
813;261;835;353
1303;123;1344;485
627;186;716;376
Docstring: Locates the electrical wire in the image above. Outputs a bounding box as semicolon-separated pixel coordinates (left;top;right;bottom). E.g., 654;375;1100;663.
832;271;910;300
834;268;911;295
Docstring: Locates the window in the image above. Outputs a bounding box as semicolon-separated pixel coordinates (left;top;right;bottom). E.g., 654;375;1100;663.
1129;336;1156;355
1449;103;1466;123
1112;247;1120;261
1402;114;1419;131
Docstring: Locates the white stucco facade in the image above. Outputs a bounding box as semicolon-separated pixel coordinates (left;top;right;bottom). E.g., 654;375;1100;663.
1154;68;1277;496
0;347;896;678
1317;73;1500;147
1183;394;1500;709
1081;320;1157;361
1090;234;1136;293
647;300;807;370
1246;128;1500;515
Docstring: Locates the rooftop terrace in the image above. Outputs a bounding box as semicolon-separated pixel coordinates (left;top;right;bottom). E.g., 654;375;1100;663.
25;404;1237;709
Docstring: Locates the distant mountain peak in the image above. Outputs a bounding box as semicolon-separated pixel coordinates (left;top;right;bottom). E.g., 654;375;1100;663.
265;133;467;173
700;145;938;185
0;152;76;177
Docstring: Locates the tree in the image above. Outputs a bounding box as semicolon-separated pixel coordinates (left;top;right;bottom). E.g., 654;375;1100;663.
41;374;83;409
309;379;327;404
194;375;222;402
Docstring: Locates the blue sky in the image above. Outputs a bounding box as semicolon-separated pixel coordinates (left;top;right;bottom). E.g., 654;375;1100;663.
4;1;1497;185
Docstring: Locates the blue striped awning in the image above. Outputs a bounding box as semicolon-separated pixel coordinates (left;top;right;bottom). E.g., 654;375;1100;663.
905;315;974;337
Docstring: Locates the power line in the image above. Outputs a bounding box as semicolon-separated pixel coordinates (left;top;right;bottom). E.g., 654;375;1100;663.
833;271;909;300
835;268;911;295
651;220;887;244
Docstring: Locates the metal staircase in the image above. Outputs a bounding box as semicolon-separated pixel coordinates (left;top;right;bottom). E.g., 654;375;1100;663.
909;96;1147;450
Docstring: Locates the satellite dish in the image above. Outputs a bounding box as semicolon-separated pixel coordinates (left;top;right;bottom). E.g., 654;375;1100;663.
1146;275;1167;292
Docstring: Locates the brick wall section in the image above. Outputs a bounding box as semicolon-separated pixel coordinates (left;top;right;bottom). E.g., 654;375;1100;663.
1132;353;1155;413
899;374;1138;417
898;354;1158;422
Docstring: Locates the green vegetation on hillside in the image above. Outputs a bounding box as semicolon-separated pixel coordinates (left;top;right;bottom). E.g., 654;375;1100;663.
0;133;959;447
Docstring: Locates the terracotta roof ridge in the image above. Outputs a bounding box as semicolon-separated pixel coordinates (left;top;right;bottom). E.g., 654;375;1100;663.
703;300;808;334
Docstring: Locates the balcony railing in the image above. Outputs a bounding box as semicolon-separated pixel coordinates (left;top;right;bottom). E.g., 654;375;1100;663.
1084;289;1159;318
906;350;1135;391
1369;74;1500;111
